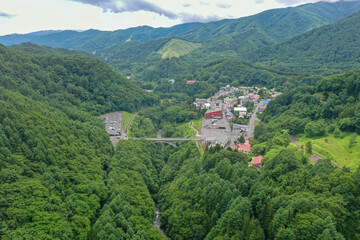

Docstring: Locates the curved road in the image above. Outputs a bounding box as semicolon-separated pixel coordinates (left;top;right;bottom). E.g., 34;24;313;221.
123;113;137;137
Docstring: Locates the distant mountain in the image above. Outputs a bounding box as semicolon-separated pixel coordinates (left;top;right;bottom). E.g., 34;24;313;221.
244;10;360;73
93;1;360;76
10;42;93;57
0;23;203;51
181;1;360;42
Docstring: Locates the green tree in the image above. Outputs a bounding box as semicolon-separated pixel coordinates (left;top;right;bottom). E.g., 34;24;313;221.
306;141;312;154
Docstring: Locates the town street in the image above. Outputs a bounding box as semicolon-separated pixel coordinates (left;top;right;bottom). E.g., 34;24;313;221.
246;104;260;139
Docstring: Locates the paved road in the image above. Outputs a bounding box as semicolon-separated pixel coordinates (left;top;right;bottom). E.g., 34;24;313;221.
189;122;200;136
290;136;341;169
246;104;260;139
123;113;137;137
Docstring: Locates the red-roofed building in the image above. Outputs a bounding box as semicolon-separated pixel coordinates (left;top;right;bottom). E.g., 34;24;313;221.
252;156;263;168
187;80;196;84
232;140;251;154
259;103;267;112
205;109;223;119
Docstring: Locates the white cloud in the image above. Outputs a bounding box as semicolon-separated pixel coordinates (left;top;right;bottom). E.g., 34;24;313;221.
0;0;343;35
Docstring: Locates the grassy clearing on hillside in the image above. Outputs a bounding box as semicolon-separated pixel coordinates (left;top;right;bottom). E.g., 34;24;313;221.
158;39;201;58
173;122;196;138
297;134;360;170
193;118;204;132
172;118;203;138
122;111;133;134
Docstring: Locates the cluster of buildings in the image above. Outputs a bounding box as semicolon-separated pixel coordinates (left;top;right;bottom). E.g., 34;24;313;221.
259;99;270;112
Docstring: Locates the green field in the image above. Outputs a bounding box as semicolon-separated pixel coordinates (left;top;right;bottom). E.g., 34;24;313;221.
297;134;360;170
121;111;133;134
158;38;201;58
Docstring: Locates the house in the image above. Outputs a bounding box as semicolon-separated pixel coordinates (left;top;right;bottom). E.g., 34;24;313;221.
234;106;247;117
226;111;234;120
259;104;267;112
262;100;270;104
204;103;211;109
187;80;196;84
252;156;263;168
194;98;208;109
205;109;223;119
271;92;282;98
204;137;216;146
233;124;246;133
215;134;230;147
232;140;251;153
168;79;175;84
205;134;230;148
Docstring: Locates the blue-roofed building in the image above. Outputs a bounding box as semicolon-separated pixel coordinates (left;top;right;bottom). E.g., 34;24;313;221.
262;100;270;104
169;79;175;84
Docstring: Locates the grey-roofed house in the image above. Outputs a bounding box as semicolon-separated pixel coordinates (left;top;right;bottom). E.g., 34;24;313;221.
215;134;230;147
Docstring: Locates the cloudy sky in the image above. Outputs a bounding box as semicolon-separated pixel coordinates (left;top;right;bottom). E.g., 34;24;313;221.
0;0;339;35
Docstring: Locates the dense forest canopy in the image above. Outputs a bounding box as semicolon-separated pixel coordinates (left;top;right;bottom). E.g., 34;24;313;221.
0;44;158;115
259;70;360;138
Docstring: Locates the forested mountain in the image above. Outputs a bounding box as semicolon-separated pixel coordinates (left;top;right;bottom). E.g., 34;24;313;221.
1;1;360;79
259;69;360;137
88;1;360;80
10;42;93;57
244;10;360;73
181;1;360;42
0;23;203;51
0;44;158;114
0;87;114;239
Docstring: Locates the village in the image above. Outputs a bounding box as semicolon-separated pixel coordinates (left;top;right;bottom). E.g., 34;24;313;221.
101;83;281;169
194;84;281;168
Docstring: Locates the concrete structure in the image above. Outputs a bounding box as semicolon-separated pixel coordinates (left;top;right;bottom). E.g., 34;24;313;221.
205;109;223;119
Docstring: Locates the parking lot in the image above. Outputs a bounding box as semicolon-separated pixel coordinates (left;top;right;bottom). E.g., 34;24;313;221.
99;111;123;136
200;112;233;147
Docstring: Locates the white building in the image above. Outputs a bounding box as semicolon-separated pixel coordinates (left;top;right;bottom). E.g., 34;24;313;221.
234;106;247;117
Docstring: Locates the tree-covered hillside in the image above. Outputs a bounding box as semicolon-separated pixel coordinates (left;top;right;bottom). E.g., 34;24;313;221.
0;87;114;239
259;70;360;138
158;141;360;239
10;42;93;58
245;11;360;73
0;44;158;114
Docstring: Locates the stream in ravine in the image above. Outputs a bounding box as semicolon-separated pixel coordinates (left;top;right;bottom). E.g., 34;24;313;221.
154;206;168;238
